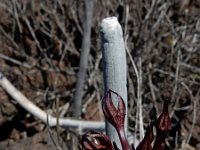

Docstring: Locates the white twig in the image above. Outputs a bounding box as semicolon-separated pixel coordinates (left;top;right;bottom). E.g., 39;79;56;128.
0;1;12;14
23;17;44;52
144;0;156;21
0;72;105;131
138;58;144;140
0;54;32;69
170;50;181;117
181;83;197;150
147;66;158;111
124;5;144;143
180;62;200;74
12;0;22;33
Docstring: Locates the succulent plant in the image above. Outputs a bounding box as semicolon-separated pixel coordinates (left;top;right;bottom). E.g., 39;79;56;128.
82;90;171;150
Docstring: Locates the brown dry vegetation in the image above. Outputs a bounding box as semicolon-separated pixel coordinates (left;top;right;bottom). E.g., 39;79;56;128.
0;0;200;149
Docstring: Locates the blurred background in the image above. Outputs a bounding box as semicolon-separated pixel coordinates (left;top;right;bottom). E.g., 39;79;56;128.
0;0;200;149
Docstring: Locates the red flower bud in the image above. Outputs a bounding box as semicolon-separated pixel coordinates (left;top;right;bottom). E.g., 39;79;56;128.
102;90;126;130
136;124;154;150
153;100;171;150
156;100;171;132
102;90;131;150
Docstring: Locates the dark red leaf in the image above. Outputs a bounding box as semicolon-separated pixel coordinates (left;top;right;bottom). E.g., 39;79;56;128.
136;124;154;150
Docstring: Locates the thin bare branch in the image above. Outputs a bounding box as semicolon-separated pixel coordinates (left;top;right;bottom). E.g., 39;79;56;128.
0;72;105;131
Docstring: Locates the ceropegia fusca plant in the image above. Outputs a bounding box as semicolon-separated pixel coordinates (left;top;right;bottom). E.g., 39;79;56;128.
81;90;171;150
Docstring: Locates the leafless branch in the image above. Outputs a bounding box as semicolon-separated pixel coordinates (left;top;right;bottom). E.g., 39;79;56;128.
0;72;105;131
73;0;94;117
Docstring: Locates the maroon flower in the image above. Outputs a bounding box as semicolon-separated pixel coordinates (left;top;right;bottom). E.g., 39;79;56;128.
81;90;171;150
102;90;125;130
156;100;171;132
102;90;131;150
153;100;171;150
136;124;154;150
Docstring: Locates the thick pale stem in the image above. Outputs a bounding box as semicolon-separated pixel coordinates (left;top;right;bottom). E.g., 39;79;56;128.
100;17;128;148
